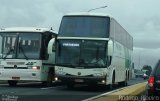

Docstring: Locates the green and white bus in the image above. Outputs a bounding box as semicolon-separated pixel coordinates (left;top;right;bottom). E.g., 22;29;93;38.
0;27;56;86
54;12;133;89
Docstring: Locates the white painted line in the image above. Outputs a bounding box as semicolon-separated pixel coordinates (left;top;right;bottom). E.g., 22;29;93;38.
0;82;41;86
82;82;146;101
18;82;41;85
40;86;63;90
0;83;8;86
0;81;57;85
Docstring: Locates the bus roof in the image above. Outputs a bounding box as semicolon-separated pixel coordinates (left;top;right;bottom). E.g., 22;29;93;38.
0;27;56;33
64;12;112;18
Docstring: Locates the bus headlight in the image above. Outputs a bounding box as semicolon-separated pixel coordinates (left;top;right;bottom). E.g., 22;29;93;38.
101;80;105;83
32;66;40;70
55;77;58;81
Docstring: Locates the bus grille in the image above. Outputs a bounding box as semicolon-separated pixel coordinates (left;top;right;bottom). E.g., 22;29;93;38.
4;67;28;69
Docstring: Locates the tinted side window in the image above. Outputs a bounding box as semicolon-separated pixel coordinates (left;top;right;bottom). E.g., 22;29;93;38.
59;16;110;38
154;60;160;75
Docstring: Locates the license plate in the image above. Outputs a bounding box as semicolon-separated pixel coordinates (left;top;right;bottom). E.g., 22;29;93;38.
12;77;20;80
74;79;84;83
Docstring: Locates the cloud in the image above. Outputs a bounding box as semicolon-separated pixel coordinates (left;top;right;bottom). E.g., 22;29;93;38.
0;0;46;27
0;0;160;66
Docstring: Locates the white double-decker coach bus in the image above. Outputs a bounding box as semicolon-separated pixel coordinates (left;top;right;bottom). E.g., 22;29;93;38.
0;27;56;86
54;13;133;89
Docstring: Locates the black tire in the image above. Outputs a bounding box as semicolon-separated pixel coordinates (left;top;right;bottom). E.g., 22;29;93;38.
42;68;54;87
8;80;17;87
106;72;115;90
106;84;113;90
118;74;128;87
67;83;74;89
118;80;128;87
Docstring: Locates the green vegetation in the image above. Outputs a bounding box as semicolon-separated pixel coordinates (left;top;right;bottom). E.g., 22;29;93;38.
142;65;152;76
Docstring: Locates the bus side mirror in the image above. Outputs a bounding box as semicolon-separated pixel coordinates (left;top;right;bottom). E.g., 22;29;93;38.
108;40;113;56
48;38;55;54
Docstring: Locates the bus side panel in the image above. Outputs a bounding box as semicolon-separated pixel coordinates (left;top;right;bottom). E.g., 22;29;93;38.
109;18;133;83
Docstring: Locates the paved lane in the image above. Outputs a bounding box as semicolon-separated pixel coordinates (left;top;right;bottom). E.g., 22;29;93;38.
0;78;145;101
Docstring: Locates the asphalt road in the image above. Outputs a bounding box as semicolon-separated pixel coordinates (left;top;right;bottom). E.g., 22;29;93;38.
0;78;145;101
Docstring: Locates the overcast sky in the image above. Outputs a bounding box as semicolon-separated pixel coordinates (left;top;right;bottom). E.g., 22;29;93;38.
0;0;160;68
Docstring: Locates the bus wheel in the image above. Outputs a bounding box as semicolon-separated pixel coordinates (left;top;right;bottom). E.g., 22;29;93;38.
8;80;17;87
42;68;54;87
67;83;74;89
106;73;115;90
118;80;127;87
106;84;113;90
118;75;128;86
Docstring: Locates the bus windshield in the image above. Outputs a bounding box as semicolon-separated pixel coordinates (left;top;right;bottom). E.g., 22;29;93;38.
59;16;110;38
0;32;41;59
56;40;107;68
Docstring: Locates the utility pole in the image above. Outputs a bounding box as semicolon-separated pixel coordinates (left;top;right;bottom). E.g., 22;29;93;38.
138;53;141;69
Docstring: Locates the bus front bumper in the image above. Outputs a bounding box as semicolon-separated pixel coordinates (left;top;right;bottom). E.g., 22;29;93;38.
0;69;44;81
55;75;106;85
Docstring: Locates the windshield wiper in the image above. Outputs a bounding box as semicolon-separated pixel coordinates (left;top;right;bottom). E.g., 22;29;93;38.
3;48;14;59
19;44;28;60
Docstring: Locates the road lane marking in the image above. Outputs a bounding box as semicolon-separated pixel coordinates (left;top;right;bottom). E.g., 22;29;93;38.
0;82;40;85
40;86;63;90
0;81;57;85
18;82;41;85
0;84;8;86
